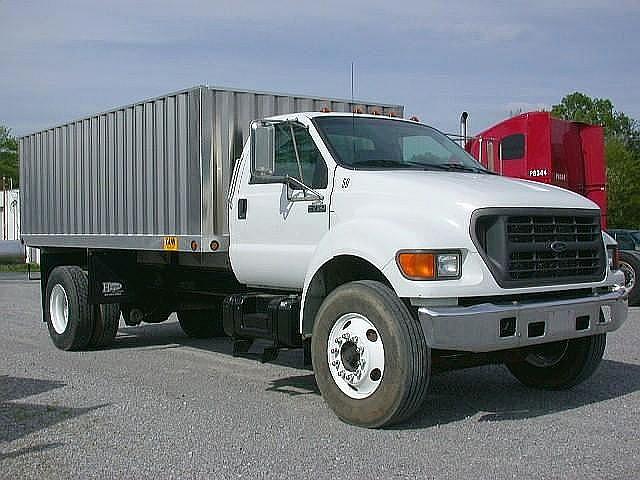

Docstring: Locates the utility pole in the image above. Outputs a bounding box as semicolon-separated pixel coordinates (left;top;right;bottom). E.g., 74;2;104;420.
2;176;6;240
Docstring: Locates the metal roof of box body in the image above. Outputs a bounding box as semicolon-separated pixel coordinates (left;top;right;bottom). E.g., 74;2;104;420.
19;85;403;252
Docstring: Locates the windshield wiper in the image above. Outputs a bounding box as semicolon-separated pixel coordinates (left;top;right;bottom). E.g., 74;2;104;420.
422;163;494;174
351;159;420;168
349;159;494;174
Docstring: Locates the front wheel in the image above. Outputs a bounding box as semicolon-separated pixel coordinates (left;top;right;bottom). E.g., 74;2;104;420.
505;334;606;390
311;280;430;428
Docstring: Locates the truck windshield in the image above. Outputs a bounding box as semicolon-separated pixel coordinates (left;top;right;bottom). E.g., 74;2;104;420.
313;116;489;173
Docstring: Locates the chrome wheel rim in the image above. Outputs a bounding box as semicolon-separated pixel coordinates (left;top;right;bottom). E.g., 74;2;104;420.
327;313;385;399
619;260;636;291
50;284;69;334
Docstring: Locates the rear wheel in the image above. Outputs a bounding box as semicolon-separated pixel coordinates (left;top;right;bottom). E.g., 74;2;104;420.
89;304;121;348
505;334;606;390
177;305;225;338
311;280;430;428
45;266;94;351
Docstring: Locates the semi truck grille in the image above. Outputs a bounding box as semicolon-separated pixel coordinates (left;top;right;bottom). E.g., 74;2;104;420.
472;209;606;288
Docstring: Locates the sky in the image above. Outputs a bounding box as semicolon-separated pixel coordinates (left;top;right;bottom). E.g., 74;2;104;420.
1;0;638;137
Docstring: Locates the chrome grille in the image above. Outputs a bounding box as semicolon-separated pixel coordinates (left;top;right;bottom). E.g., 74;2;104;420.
473;209;606;288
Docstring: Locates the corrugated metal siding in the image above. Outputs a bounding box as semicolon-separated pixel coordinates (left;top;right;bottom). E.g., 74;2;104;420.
19;85;403;251
20;89;199;238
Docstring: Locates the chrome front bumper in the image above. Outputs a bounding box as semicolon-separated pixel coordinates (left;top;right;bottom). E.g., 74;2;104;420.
418;288;628;352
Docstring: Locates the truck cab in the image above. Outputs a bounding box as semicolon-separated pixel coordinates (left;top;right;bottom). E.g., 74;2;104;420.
223;112;628;425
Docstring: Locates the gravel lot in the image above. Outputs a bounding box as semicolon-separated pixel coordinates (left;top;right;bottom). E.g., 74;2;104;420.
1;273;639;479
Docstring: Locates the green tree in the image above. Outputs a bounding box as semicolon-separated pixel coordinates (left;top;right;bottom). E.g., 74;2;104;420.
606;138;640;228
551;93;640;229
0;125;19;187
551;92;638;144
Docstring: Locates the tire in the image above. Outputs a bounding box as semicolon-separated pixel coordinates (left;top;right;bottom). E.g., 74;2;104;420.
177;305;225;338
311;280;430;428
505;334;607;390
619;251;640;306
45;266;94;351
89;304;121;348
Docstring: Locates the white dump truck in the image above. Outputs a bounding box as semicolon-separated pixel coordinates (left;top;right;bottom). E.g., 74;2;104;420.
20;86;628;427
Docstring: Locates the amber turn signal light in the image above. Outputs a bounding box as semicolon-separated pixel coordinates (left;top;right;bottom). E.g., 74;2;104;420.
397;252;435;280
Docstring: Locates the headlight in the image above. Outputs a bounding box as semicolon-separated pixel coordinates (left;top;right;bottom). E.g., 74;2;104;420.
437;254;460;278
396;250;462;280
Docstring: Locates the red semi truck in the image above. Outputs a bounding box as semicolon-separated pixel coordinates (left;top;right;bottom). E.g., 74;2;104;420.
464;111;607;226
463;111;639;305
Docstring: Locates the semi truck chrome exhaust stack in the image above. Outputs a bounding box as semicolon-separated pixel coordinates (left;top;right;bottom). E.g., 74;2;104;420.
460;111;469;148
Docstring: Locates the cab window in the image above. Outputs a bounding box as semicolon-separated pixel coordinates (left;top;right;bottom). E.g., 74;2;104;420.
501;134;525;160
274;124;327;189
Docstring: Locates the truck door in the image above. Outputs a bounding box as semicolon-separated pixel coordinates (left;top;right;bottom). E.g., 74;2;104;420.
229;120;331;290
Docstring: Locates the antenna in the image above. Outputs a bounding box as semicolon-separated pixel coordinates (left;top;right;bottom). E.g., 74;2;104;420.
351;62;355;107
351;62;355;163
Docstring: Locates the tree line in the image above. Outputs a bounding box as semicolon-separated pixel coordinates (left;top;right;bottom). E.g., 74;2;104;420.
1;92;639;227
0;126;19;187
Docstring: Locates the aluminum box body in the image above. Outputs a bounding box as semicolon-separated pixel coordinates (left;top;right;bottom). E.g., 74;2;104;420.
19;85;403;252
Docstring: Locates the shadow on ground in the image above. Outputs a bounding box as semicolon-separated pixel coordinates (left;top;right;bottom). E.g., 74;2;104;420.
394;358;640;429
0;375;105;445
113;320;640;430
114;320;307;370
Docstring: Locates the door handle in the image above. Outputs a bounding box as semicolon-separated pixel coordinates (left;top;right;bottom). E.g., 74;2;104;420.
238;198;247;219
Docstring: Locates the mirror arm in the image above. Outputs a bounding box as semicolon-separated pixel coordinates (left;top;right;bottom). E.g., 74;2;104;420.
285;175;324;201
290;124;305;181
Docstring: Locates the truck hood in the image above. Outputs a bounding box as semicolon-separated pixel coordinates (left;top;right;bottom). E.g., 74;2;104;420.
339;170;598;211
330;170;600;251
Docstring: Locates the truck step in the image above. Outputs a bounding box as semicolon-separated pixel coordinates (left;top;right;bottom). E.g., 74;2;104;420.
223;293;302;363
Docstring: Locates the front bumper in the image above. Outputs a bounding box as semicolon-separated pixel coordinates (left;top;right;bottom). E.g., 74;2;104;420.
418;287;628;352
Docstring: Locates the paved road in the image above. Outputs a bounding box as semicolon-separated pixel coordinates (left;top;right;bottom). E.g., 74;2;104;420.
1;276;639;479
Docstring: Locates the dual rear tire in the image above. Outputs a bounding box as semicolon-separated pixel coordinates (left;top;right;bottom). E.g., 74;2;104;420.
45;266;225;349
46;266;120;351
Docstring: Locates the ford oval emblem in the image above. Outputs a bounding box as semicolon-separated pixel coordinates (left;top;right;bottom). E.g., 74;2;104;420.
550;241;568;253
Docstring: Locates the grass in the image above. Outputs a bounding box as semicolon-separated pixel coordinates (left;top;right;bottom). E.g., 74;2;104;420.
0;263;40;272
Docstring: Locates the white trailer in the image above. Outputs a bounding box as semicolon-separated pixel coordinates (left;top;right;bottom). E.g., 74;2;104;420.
0;187;19;241
0;188;39;264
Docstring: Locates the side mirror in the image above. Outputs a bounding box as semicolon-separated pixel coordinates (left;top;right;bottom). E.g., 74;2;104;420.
251;122;275;177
